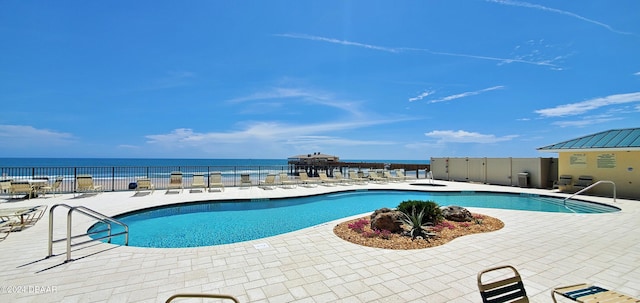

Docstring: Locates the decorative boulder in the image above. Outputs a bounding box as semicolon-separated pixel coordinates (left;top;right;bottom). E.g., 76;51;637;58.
370;208;403;233
441;206;473;222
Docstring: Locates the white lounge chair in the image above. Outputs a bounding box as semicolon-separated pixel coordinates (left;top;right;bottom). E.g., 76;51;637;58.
240;174;252;188
259;174;278;190
383;170;401;182
318;171;339;186
368;171;387;183
39;176;64;197
349;171;368;185
9;181;34;199
75;175;103;197
190;174;207;193
136;178;155;194
166;171;183;193
278;173;297;189
298;172;320;187
208;172;224;192
332;171;352;185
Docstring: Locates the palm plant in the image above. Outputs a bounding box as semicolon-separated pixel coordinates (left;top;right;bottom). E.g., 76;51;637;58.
399;207;432;240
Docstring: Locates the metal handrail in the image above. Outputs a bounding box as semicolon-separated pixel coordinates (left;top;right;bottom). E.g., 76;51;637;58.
564;180;616;204
165;293;240;303
48;204;129;262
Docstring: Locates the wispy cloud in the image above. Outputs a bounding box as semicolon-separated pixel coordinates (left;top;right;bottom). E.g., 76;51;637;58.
408;90;436;102
277;34;563;68
535;92;640;117
487;0;636;36
275;33;399;53
425;130;518;143
284;135;395;146
228;87;364;117
146;118;410;146
419;86;505;103
634;71;640;76
413;49;561;68
551;116;622;128
0;125;74;145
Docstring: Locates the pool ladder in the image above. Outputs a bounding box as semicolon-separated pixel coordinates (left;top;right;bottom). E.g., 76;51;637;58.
47;203;129;262
563;180;616;205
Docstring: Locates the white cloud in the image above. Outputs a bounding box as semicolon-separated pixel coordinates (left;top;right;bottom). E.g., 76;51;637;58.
421;49;562;68
285;135;395;146
487;0;635;36
552;118;622;128
425;130;518;143
535;92;640;117
275;33;399;53
0;125;74;146
277;34;563;68
146;118;410;146
228;87;364;117
425;86;504;103
634;71;640;76
408;90;436;102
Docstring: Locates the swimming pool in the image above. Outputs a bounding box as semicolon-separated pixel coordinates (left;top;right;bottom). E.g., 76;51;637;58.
89;190;619;248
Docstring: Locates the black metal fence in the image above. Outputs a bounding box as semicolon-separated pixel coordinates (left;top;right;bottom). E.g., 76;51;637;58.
0;165;428;193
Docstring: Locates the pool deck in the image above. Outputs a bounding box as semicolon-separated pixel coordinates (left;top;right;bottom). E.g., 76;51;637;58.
1;180;638;302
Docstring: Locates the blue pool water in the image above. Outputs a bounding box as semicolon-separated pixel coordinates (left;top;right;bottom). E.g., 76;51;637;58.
89;190;619;248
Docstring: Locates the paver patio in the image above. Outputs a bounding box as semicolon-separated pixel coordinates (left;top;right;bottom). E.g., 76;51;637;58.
1;180;638;302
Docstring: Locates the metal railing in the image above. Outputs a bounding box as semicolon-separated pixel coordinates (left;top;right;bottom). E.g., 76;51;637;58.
1;165;429;193
564;180;617;204
48;204;129;262
165;293;240;303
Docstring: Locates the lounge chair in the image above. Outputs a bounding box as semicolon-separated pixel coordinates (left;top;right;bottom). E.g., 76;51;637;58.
383;170;401;182
38;176;63;197
318;171;339;186
136;178;155;194
573;176;594;191
189;174;207;193
166;171;183;193
348;171;368;185
0;219;14;240
0;205;47;230
552;283;640;303
477;265;529;303
259;174;278;190
332;171;351;185
0;180;12;198
9;181;34;199
368;171;388;183
298;171;320;187
76;175;103;196
240;174;252;188
208;172;224;192
395;169;413;181
278;173;297;189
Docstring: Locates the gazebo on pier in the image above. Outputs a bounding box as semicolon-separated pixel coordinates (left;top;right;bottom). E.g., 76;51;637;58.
287;152;340;177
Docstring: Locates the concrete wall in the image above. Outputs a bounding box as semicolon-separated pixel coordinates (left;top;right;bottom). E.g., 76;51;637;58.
430;157;558;189
558;150;639;199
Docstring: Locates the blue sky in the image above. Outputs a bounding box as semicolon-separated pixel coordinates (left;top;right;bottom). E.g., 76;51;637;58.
1;1;639;160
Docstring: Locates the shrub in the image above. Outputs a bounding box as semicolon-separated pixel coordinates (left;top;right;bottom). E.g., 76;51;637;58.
348;219;369;233
397;200;443;225
399;208;431;240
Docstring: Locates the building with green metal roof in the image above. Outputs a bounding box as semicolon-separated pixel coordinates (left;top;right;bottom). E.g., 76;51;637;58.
538;128;640;199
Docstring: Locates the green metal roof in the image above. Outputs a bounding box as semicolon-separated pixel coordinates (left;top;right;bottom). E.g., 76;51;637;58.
538;128;640;151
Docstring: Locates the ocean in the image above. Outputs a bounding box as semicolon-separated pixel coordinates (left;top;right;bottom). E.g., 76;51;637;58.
0;158;429;191
0;158;428;167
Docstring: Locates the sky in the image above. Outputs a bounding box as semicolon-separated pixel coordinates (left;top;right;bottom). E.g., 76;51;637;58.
1;1;639;160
